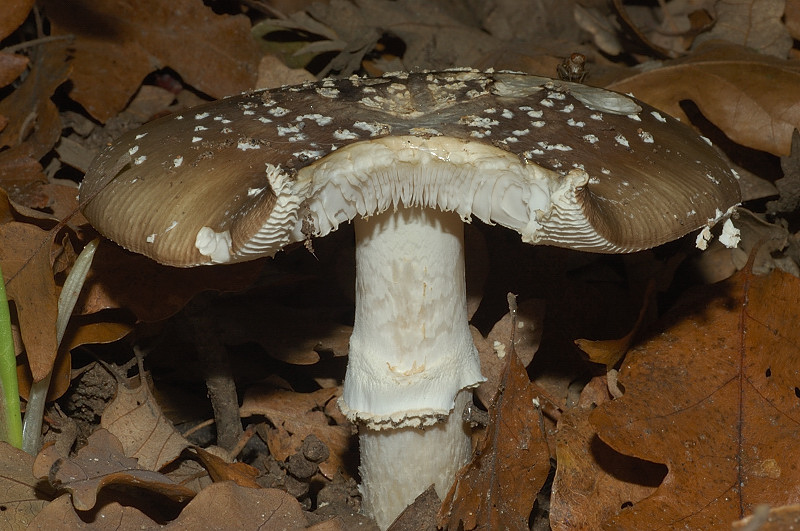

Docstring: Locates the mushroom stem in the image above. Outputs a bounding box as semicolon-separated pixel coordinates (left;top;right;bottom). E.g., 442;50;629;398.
359;389;472;528
342;208;483;528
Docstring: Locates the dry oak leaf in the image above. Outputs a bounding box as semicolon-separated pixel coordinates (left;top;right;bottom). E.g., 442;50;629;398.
0;443;53;530
549;375;665;531
0;39;71;160
0;0;35;41
732;504;800;529
0;218;59;382
101;375;191;471
41;0;261;122
37;429;195;512
693;0;793;58
438;352;550;531
0;52;29;88
590;265;800;529
166;481;307;530
27;494;159;530
608;41;800;156
241;386;352;480
188;446;261;489
77;241;261;322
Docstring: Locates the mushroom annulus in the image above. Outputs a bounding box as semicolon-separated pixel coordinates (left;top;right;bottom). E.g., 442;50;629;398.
79;70;741;529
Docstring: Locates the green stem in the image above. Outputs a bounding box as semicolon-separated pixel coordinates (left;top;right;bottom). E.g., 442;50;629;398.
0;264;23;448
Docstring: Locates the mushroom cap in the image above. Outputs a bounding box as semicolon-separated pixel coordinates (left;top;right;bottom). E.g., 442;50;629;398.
80;70;741;267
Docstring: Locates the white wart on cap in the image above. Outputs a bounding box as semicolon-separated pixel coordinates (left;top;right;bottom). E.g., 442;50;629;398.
81;70;741;268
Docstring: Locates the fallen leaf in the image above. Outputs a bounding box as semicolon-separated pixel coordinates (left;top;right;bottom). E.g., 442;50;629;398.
241;386;353;479
0;52;29;88
166;481;307;530
591;265;800;528
77;242;262;322
42;0;261;122
26;494;158;530
693;0;793;58
473;298;545;405
0;0;35;41
38;429;195;512
189;446;260;489
608;41;800;156
0;216;59;382
732;504;800;530
0;443;53;529
438;351;551;530
101;376;191;471
0;40;71;161
549;376;665;530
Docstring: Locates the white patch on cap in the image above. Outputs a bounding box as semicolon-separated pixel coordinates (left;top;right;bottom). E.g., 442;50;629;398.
192;137;202;143
135;133;147;140
195;112;210;119
354;121;391;136
297;114;333;126
269;107;290;117
165;220;178;232
527;110;543;118
129;146;139;155
627;113;642;122
317;87;340;98
461;116;499;128
173;156;183;168
638;130;654;143
194;125;208;132
238;139;261;151
134;155;147;165
719;219;741;248
695;226;712;250
196;227;233;263
651;111;667;123
583;134;599;144
501;109;514;119
614;134;630;148
146;233;156;243
334;129;359;140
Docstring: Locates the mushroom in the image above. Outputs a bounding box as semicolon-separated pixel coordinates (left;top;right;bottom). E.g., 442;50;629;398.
79;70;741;529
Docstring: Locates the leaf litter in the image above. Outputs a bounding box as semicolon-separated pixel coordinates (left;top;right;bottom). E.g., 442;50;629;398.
0;0;799;529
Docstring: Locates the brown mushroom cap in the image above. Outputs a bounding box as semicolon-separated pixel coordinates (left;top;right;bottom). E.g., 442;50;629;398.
80;70;741;266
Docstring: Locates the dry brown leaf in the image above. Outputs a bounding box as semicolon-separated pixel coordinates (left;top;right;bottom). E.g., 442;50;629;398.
101;376;191;471
37;429;195;512
473;298;544;405
241;386;353;479
693;0;793;58
788;0;800;39
575;280;655;368
0;443;53;529
276;0;502;76
438;352;550;530
27;494;158;530
0;0;35;41
0;40;70;160
549;376;665;530
607;41;800;156
166;481;307;529
189;446;260;489
0;218;59;382
591;265;800;528
732;504;800;530
42;0;261;122
77;242;261;322
0;52;29;87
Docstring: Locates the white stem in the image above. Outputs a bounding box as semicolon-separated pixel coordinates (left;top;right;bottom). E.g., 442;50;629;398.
340;208;483;529
359;389;472;529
